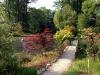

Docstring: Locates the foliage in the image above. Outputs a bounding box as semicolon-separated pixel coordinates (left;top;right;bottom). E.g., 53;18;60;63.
82;0;96;16
81;0;96;27
92;27;100;33
77;0;97;30
65;58;100;75
22;42;65;69
53;9;63;28
0;23;19;75
9;52;37;75
54;0;84;14
4;0;37;32
0;3;5;23
30;50;60;68
0;23;37;74
96;15;100;27
28;8;46;33
28;7;55;33
62;5;76;26
40;7;54;27
40;7;56;33
54;4;76;29
65;33;100;75
17;67;37;75
76;39;87;59
80;28;100;59
0;3;20;74
11;23;23;36
95;0;100;15
77;14;88;30
76;27;100;75
54;26;74;43
14;51;32;65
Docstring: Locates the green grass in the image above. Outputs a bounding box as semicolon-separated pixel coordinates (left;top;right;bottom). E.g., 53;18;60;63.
17;67;37;75
65;38;100;75
0;66;37;75
65;58;100;75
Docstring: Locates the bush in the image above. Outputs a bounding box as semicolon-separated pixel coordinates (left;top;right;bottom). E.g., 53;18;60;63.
76;39;87;59
14;51;32;65
54;26;74;43
0;23;19;75
79;28;100;59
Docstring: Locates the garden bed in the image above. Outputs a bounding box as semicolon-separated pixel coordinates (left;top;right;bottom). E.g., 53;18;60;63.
20;40;69;74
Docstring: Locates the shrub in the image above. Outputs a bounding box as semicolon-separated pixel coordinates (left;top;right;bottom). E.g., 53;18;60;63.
76;39;87;59
54;26;74;43
79;28;100;59
0;23;19;75
14;51;32;65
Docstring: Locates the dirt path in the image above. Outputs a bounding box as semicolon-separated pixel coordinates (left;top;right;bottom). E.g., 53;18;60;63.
42;40;78;75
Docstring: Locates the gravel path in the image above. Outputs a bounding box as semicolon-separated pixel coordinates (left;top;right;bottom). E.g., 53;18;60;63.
42;40;78;75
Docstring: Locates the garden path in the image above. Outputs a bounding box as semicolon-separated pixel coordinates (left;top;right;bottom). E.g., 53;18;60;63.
42;40;78;75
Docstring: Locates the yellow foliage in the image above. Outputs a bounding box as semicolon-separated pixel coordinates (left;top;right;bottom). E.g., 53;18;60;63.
54;26;74;43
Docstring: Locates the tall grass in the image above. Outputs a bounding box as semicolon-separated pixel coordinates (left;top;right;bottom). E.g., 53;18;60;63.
66;58;100;75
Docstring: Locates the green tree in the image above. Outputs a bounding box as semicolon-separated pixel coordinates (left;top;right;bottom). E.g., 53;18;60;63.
54;4;76;29
4;0;37;32
82;0;96;16
28;7;56;33
28;8;46;33
53;9;63;28
62;5;76;26
77;0;97;30
54;0;85;14
40;7;56;32
40;7;54;27
82;0;96;27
